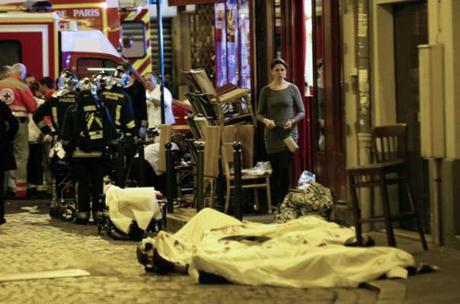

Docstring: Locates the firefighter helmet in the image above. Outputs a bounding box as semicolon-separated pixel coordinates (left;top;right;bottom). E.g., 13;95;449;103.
77;77;98;96
92;72;108;91
57;70;78;91
113;65;131;86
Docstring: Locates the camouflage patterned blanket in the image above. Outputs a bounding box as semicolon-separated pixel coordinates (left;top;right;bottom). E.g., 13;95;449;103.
276;182;334;223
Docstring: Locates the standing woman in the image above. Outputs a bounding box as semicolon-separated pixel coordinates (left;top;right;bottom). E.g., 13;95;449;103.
256;58;305;209
0;102;19;224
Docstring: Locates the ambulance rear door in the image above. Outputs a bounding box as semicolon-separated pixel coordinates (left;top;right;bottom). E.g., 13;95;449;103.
0;12;59;79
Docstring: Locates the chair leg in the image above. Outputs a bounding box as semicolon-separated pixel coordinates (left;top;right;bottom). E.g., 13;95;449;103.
203;178;209;208
348;173;363;246
254;189;260;212
404;180;428;250
208;178;215;209
265;178;272;214
380;172;397;247
224;182;231;213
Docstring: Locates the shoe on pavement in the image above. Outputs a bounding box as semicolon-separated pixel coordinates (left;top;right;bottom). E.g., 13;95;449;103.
75;211;90;225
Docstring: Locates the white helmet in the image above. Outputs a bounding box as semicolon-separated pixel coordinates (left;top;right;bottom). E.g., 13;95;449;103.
57;70;78;91
77;77;98;96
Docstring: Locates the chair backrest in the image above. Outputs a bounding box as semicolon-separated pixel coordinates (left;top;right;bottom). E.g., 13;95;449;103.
236;124;254;168
183;70;201;92
221;142;235;179
184;92;203;115
185;114;201;139
372;123;407;163
193;114;210;139
203;126;221;178
221;125;254;168
185;91;221;124
188;69;217;96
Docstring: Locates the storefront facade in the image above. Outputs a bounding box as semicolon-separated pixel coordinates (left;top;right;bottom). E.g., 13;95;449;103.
342;0;460;245
169;0;460;245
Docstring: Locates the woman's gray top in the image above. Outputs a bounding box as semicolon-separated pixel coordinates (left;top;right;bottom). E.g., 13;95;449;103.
256;83;305;154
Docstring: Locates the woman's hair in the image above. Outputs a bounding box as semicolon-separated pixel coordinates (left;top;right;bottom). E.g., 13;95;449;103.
270;58;288;70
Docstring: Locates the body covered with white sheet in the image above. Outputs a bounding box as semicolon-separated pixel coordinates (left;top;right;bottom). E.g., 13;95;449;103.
139;208;414;288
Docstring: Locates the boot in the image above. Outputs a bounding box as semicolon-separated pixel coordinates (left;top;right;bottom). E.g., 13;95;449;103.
75;211;90;224
49;200;61;219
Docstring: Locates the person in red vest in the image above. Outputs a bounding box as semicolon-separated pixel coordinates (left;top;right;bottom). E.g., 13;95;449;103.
0;63;38;198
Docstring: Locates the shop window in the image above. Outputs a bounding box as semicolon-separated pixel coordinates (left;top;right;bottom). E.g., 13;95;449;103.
121;21;147;59
304;0;314;97
0;41;21;67
274;0;281;58
215;0;251;90
77;58;118;78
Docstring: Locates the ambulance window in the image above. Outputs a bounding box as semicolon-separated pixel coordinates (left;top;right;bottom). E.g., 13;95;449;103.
0;41;21;67
77;58;118;78
121;21;146;59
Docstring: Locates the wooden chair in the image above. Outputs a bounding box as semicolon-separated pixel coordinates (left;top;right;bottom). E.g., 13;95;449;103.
221;124;255;168
183;69;255;126
347;123;428;250
202;126;221;208
185;114;201;140
184;92;214;120
185;92;253;126
221;142;272;214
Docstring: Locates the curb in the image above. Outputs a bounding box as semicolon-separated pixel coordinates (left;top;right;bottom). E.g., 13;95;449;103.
364;280;407;304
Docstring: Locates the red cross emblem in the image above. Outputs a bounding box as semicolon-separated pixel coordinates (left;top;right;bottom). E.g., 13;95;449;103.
0;88;15;105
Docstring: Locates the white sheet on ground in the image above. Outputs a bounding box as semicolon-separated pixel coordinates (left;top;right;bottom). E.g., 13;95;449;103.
145;208;415;288
105;185;161;234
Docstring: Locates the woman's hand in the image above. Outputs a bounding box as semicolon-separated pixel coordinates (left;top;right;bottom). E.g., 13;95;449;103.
283;119;295;129
263;118;276;129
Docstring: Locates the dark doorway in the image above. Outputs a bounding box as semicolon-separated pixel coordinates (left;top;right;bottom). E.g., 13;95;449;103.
312;0;346;202
393;0;430;231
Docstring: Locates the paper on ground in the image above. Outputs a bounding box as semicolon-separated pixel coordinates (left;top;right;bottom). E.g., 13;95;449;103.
0;269;90;282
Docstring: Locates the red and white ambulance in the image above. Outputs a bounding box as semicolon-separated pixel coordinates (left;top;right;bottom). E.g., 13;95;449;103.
0;0;152;78
0;1;190;126
0;10;126;80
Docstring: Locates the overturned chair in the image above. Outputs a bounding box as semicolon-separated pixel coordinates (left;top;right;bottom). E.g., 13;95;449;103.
183;69;255;126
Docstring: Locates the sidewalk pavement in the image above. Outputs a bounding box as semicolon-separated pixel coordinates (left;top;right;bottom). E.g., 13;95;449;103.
370;231;460;304
0;200;377;304
167;207;460;304
1;200;459;303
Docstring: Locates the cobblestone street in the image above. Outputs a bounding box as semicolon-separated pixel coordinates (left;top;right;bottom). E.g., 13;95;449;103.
0;201;379;304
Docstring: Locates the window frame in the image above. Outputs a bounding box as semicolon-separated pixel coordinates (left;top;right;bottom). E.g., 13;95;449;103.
120;20;147;60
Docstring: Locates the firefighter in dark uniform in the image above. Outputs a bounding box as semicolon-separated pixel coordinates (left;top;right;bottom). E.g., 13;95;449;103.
61;78;118;224
97;71;137;186
33;71;78;217
33;70;78;134
98;73;136;136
